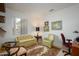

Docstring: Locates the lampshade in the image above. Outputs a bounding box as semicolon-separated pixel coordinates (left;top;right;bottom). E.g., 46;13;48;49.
36;27;40;31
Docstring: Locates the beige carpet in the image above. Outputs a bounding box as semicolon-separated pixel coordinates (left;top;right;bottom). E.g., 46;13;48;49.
0;44;60;56
25;45;60;56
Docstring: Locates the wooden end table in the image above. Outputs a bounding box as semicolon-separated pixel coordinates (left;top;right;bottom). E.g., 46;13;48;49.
34;36;42;44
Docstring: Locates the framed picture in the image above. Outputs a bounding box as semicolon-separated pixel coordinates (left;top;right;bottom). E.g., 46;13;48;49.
0;16;5;23
44;21;49;32
51;21;62;30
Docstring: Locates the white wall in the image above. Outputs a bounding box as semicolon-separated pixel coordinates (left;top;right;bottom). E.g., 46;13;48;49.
43;4;79;48
0;7;28;45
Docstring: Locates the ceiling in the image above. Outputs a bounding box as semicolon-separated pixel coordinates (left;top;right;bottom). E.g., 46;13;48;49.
6;3;77;17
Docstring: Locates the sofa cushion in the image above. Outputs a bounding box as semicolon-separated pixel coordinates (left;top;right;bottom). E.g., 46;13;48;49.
19;39;34;43
16;35;33;41
25;35;33;39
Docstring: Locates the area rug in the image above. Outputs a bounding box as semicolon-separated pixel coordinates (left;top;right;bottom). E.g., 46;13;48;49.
25;45;60;56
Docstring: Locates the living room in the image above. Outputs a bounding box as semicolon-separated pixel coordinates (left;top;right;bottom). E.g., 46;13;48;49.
0;3;79;56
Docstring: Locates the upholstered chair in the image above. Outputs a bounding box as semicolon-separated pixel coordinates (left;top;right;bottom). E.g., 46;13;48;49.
61;33;72;56
42;34;54;48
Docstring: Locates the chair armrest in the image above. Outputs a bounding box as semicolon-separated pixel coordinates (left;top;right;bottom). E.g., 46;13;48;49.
66;39;72;44
66;39;72;41
44;37;48;39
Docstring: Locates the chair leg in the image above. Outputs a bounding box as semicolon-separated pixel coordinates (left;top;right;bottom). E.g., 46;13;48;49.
64;52;71;56
62;50;68;53
63;48;71;56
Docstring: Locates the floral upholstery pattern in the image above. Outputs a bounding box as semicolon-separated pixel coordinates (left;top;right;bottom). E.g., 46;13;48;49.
16;35;37;47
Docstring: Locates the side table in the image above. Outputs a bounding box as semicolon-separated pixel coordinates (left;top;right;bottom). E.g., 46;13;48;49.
34;36;42;44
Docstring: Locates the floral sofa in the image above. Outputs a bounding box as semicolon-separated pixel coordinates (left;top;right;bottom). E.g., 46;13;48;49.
16;35;37;47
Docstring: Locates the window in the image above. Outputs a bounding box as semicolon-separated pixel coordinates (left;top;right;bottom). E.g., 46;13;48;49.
15;18;28;35
15;18;21;35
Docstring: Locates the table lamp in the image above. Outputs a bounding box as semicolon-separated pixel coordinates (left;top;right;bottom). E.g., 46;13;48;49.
36;27;40;36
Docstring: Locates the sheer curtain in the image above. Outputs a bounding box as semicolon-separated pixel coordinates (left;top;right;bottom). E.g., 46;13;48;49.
21;19;28;35
15;18;28;35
